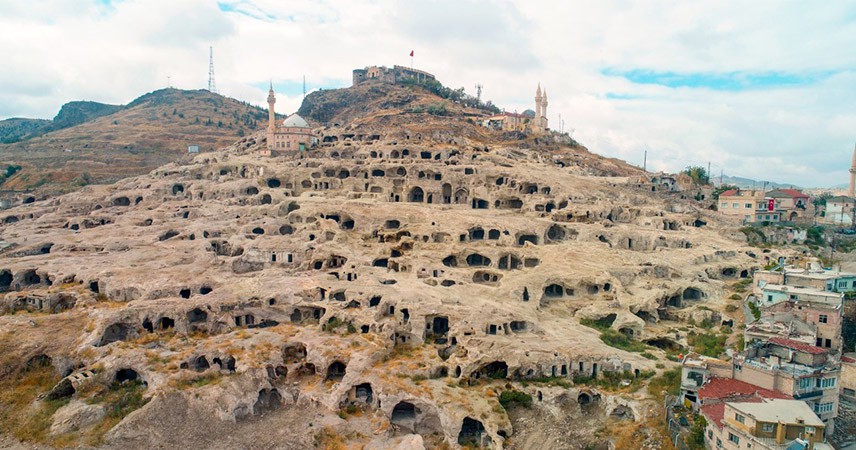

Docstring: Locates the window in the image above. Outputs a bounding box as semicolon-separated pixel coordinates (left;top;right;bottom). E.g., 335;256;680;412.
735;414;745;424
767;295;773;302
721;202;728;208
716;438;722;448
816;337;823;347
732;203;739;208
825;338;831;347
814;402;833;414
745;203;752;208
818;378;836;389
819;314;828;324
728;433;740;444
800;377;814;390
789;294;798;300
762;423;775;433
708;430;713;439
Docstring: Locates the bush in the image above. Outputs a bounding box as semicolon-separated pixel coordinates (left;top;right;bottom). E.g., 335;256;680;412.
686;414;707;450
748;302;761;321
725;304;738;313
688;332;727;357
499;390;532;409
599;328;649;353
647;367;681;402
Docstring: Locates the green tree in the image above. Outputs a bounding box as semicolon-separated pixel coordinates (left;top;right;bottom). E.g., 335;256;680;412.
813;192;833;208
686;415;707;450
683;166;710;185
713;184;738;200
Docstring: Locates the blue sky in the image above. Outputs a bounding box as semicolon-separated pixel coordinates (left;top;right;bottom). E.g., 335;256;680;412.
1;0;855;188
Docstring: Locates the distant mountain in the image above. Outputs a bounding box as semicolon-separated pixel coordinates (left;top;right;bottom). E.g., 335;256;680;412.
716;174;801;190
0;88;270;195
0;118;51;144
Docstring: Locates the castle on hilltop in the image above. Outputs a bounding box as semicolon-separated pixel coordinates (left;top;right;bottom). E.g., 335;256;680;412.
352;65;436;86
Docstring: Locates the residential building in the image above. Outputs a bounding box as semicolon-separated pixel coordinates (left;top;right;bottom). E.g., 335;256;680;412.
766;189;810;222
734;338;840;433
753;265;856;296
702;398;832;450
718;189;784;224
680;353;733;407
821;195;855;226
754;284;842;350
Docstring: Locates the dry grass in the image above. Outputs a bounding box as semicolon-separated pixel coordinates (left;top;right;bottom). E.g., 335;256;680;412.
313;426;347;450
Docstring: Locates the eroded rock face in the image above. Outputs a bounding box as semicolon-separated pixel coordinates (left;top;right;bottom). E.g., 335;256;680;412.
50;401;105;435
0;83;768;448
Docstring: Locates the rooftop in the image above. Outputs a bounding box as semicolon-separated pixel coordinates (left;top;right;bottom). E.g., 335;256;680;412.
698;377;791;402
760;284;843;300
730;399;824;427
282;114;310;128
768;337;828;355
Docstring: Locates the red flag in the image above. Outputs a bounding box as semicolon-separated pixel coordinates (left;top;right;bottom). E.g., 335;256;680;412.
409;50;414;57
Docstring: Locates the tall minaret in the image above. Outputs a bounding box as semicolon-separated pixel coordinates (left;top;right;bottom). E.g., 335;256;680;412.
849;143;856;197
267;82;276;131
541;88;548;131
535;83;543;121
267;82;276;150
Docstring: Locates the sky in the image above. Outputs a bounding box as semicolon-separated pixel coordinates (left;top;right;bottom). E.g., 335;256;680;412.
1;0;855;188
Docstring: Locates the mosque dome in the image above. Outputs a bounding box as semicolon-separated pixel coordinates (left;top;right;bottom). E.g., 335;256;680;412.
282;114;310;128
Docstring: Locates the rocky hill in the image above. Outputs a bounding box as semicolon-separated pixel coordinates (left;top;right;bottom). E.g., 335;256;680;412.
0;89;269;197
0;79;773;449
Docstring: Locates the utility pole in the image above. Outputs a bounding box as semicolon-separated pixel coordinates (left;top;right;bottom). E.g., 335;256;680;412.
167;76;171;88
643;150;647;173
303;75;307;99
475;83;483;105
707;161;711;183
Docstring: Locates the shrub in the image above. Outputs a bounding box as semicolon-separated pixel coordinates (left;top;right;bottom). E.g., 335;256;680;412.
647;367;681;402
499;390;532;409
599;328;649;353
688;332;727;357
748;302;761;321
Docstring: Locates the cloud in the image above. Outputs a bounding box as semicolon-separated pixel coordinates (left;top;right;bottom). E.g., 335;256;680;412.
2;0;855;187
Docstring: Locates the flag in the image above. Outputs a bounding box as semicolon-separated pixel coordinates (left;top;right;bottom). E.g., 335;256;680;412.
409;50;414;57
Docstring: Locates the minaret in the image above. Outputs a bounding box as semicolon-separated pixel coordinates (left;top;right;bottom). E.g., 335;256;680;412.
535;83;543;122
267;82;276;150
850;143;856;197
541;88;548;131
267;82;276;131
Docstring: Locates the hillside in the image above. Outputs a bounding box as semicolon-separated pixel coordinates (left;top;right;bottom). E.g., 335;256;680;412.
0;78;767;449
0;89;269;196
0;118;52;144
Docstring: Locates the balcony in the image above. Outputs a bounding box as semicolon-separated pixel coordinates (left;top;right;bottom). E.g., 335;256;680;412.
793;390;823;400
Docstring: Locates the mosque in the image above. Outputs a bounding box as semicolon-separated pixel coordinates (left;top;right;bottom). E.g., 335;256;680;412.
264;83;316;154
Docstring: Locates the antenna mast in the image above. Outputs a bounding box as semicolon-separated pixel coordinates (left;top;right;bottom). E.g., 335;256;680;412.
475;83;483;104
207;46;217;94
303;75;307;99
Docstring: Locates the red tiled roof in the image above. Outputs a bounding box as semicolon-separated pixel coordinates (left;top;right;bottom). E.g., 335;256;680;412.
700;403;726;428
842;355;856;364
698;377;791;402
779;189;808;199
768;337;828;355
719;190;739;197
701;397;768;429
